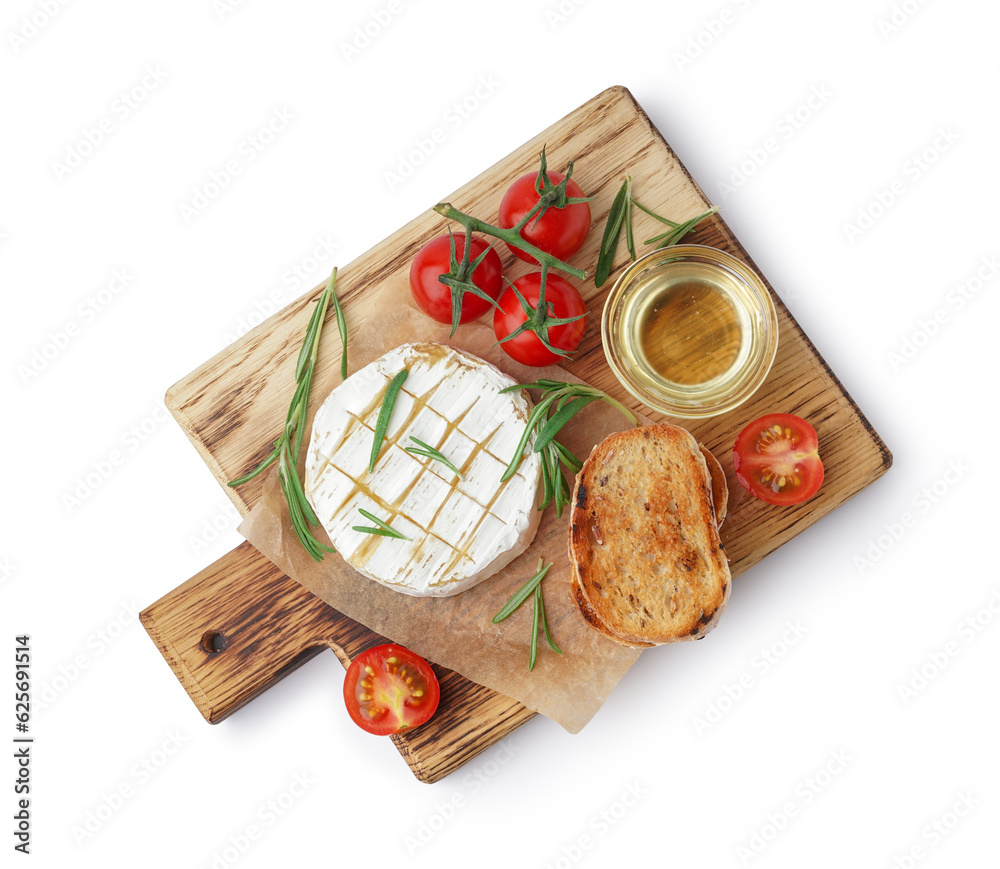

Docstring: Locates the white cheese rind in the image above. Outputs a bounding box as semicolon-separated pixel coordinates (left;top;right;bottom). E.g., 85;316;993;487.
304;343;542;597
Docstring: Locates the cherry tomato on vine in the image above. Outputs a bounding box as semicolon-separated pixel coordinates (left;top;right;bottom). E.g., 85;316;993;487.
343;644;441;736
732;413;824;506
409;232;503;329
497;169;591;264
493;272;587;367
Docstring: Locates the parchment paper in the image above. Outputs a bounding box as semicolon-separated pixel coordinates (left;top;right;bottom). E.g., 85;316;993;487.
238;282;649;733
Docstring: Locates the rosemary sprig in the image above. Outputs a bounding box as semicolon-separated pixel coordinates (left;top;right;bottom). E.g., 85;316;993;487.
369;368;409;473
228;267;346;561
595;176;631;288
498;379;637;516
352;508;409;540
493;558;561;670
594;177;719;287
493;558;552;622
633;199;719;248
405;436;463;477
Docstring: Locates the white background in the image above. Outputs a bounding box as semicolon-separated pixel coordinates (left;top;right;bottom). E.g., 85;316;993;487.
3;0;997;866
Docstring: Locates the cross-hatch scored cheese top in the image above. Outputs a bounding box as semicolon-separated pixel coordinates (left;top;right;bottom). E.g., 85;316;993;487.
304;343;543;597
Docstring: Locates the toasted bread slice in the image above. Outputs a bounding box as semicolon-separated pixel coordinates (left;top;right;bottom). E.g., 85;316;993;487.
572;582;655;648
570;440;728;649
569;424;731;646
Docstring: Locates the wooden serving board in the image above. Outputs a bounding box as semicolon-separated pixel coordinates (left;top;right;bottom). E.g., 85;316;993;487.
141;86;891;783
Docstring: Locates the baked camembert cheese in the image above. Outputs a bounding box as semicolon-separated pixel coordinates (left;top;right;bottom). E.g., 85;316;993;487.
305;343;542;597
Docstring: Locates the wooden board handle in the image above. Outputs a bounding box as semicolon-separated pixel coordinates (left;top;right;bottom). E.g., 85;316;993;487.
140;541;534;783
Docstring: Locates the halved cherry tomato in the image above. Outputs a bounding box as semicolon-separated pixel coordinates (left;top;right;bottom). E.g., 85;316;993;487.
733;413;824;506
497;170;591;264
343;644;440;736
493;272;587;366
409;232;503;327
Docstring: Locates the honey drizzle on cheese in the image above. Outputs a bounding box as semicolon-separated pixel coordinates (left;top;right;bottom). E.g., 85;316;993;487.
310;370;532;577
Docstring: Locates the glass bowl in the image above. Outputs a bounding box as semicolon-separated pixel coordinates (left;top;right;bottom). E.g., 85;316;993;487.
601;244;779;419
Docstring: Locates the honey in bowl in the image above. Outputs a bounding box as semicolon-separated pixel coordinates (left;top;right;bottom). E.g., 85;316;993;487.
602;245;779;419
635;265;744;387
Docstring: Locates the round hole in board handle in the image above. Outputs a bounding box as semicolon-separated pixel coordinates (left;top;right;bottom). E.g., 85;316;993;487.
200;630;229;654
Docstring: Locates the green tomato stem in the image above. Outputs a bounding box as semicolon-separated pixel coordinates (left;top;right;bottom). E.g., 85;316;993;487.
433;203;587;281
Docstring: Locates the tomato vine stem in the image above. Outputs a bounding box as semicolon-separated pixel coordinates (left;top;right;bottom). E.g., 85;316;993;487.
432;202;588;281
512;146;592;235
436;230;503;337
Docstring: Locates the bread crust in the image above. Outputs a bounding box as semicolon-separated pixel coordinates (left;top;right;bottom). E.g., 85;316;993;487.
700;445;729;528
569;424;731;646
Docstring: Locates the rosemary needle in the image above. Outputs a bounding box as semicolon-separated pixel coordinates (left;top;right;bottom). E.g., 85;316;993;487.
493;558;551;623
533;394;599;454
352;508;409;540
538;587;561;655
530;584;562;670
529;585;540;671
369;368;408;473
595;177;630;288
493;558;562;670
405;437;463;477
623;181;636;261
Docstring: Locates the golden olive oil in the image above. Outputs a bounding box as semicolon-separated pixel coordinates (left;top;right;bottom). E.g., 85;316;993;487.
637;273;743;385
621;261;753;401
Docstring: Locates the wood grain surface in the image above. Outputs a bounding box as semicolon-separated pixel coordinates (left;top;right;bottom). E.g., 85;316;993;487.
141;85;891;783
